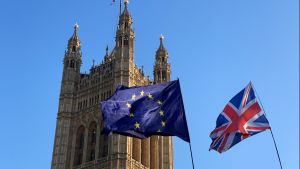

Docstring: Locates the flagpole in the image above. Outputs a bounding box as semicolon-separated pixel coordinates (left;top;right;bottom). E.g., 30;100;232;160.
252;83;283;169
270;129;283;169
177;78;195;169
189;142;195;169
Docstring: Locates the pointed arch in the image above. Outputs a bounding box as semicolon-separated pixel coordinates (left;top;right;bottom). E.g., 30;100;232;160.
86;121;97;162
74;125;85;166
98;121;109;158
124;35;129;46
70;60;75;68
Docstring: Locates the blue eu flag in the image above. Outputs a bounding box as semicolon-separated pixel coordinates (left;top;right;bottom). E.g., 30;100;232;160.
101;80;190;142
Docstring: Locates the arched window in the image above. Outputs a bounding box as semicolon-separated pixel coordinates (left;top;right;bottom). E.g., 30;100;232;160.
70;60;75;68
99;135;108;158
124;35;129;46
72;46;76;52
74;126;85;166
157;71;161;81
125;22;128;28
98;122;108;158
86;122;97;162
118;36;122;47
162;71;166;81
161;57;165;64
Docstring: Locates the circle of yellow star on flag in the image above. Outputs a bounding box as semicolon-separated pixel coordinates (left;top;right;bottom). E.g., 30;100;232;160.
134;122;140;129
157;100;162;105
159;110;164;116
126;102;131;108
131;94;136;100
147;93;153;99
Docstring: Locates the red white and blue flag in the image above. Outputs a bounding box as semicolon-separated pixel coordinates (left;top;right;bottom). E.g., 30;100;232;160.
209;82;271;153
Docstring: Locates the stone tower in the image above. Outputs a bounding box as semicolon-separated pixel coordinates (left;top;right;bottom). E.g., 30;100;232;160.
152;34;173;169
51;1;173;169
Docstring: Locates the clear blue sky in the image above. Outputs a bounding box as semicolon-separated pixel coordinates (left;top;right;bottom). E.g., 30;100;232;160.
0;0;298;168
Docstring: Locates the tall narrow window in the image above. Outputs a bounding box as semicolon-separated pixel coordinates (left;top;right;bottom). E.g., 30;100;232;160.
99;121;109;158
124;35;129;46
74;126;85;166
118;36;122;47
70;60;75;68
162;71;166;81
86;122;97;162
101;135;109;157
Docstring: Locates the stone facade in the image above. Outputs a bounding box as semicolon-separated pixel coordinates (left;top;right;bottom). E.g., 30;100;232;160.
51;2;173;169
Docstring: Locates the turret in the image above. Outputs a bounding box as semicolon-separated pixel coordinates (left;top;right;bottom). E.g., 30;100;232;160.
59;23;82;112
64;23;82;73
51;23;82;169
115;0;135;61
153;34;171;83
114;0;135;86
61;24;81;91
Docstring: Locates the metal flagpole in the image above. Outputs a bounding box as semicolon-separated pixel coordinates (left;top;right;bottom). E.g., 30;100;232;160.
177;78;195;169
270;129;283;169
189;142;195;169
252;83;283;169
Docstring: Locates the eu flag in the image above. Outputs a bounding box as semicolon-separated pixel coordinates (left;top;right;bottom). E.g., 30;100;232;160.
101;80;190;142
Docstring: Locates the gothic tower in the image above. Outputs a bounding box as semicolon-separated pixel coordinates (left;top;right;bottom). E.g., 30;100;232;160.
51;23;82;169
51;1;173;169
114;0;135;86
154;35;171;84
153;35;173;169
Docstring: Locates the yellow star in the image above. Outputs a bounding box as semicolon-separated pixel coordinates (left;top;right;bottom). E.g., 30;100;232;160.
157;100;162;105
147;93;153;99
128;113;134;117
126;102;131;108
131;94;136;100
161;121;166;127
159;110;164;116
140;90;144;96
134;122;140;129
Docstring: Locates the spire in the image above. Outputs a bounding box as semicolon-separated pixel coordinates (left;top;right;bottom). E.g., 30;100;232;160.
63;23;82;75
120;0;131;20
116;0;134;49
157;34;167;53
154;34;170;83
159;34;166;51
68;23;81;53
106;45;109;55
123;0;129;15
104;45;109;61
74;22;79;35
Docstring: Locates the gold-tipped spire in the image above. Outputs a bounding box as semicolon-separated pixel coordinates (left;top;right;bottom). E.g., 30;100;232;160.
68;22;81;52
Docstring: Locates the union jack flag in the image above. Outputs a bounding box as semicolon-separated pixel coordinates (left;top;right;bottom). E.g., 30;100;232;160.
209;82;271;153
